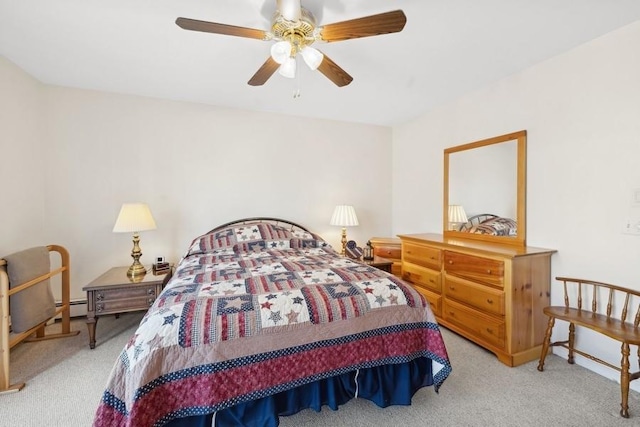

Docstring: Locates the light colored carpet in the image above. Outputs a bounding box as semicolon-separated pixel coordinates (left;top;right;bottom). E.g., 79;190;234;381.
1;313;639;426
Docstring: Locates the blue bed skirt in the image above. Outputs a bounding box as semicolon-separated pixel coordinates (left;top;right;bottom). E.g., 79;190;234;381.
166;357;434;427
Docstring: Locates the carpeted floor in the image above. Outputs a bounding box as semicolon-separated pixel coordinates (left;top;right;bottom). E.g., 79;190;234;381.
2;312;639;426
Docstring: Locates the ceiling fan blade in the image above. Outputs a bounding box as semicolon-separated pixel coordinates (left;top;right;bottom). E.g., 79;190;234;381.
248;57;280;86
316;53;353;87
319;10;407;42
176;17;268;40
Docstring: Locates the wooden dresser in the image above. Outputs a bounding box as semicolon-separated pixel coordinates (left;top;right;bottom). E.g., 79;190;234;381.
369;237;402;278
398;233;556;367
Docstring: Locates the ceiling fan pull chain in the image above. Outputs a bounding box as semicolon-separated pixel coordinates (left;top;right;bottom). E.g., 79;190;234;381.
293;57;301;99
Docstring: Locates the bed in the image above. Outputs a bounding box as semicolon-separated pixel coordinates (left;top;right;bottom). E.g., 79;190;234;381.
457;214;518;236
93;218;452;427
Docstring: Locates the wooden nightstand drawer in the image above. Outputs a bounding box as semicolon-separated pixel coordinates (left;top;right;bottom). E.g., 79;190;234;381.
403;243;441;270
373;246;401;260
444;251;504;287
444;275;504;316
443;299;505;350
402;263;441;293
369;238;402;278
93;285;159;314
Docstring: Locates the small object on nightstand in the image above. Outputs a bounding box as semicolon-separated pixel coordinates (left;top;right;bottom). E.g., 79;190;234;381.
153;261;170;275
363;240;374;260
345;240;363;260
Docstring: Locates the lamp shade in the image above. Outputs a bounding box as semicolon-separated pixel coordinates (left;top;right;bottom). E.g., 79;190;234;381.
270;41;292;65
300;46;323;70
278;56;297;78
330;205;359;227
112;203;157;233
448;205;468;224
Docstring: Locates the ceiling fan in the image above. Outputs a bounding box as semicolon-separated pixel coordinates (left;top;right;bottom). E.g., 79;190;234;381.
176;0;407;87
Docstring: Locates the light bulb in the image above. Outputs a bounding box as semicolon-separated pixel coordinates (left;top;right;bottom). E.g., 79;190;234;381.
300;46;323;70
278;56;297;78
270;41;292;65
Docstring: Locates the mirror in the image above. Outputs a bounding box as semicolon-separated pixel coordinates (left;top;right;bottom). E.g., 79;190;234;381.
443;130;526;246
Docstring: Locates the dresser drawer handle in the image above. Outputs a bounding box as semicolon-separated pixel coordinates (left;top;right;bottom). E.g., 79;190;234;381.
448;311;455;317
486;328;494;334
487;269;492;274
486;299;493;304
449;286;455;291
448;260;453;264
429;279;435;284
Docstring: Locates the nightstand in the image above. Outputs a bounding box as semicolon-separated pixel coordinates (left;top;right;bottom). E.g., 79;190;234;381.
82;266;172;349
364;256;394;274
369;237;402;277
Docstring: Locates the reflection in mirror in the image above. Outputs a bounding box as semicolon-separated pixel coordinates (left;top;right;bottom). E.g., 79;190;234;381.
443;130;526;247
449;140;517;220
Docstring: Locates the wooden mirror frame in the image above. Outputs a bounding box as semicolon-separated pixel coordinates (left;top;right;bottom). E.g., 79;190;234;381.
443;130;527;247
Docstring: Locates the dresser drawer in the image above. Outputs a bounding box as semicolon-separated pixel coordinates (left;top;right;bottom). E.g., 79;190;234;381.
373;245;401;260
403;243;441;270
413;287;442;317
402;263;441;293
443;299;505;350
444;251;504;287
444;275;505;316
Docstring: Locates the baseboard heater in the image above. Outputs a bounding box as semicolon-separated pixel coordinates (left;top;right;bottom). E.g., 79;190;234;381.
55;299;87;319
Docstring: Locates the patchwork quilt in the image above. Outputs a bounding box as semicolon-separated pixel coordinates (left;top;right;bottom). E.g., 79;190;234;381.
93;222;451;427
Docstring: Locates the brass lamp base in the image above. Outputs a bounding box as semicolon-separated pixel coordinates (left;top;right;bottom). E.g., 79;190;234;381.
127;261;147;278
127;232;147;278
340;227;347;256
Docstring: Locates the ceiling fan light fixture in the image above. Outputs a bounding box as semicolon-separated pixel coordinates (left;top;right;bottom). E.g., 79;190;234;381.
270;41;292;64
300;46;323;70
278;56;297;78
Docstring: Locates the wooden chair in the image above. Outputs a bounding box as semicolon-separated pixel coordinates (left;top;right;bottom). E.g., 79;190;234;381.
0;245;79;394
537;276;640;418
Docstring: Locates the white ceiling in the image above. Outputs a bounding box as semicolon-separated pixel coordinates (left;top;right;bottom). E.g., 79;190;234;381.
2;0;640;126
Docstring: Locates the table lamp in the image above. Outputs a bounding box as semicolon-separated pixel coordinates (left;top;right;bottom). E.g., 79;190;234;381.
113;202;157;278
448;204;468;231
330;205;359;256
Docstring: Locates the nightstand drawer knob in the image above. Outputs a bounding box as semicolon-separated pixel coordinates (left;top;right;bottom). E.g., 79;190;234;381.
147;289;155;295
96;303;104;313
148;298;155;305
96;292;104;301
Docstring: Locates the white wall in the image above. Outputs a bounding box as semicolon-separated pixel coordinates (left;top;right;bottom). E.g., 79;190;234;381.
393;20;640;389
0;57;46;253
1;57;393;303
